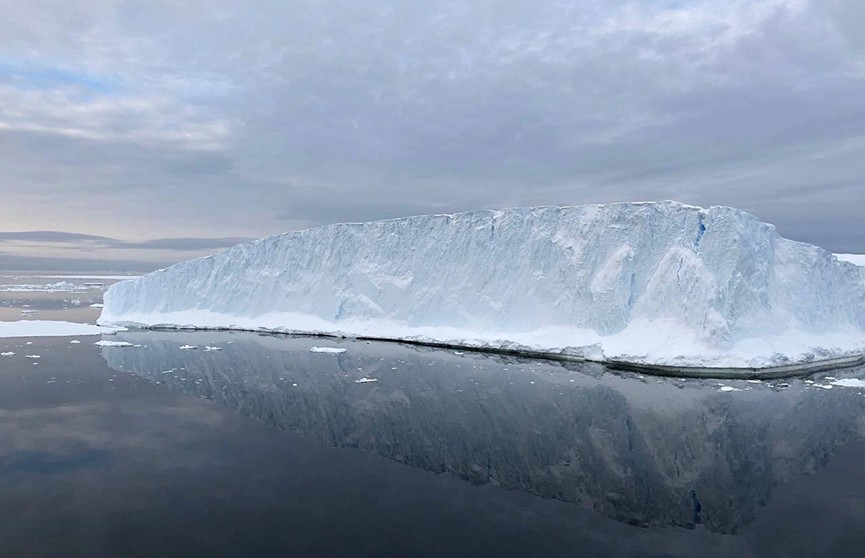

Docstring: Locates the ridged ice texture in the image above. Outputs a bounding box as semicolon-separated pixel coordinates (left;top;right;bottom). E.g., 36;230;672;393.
101;202;865;353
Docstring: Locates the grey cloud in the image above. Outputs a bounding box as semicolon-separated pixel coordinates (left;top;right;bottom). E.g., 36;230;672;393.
0;231;115;243
0;253;166;273
0;230;252;252
0;0;863;270
119;237;254;251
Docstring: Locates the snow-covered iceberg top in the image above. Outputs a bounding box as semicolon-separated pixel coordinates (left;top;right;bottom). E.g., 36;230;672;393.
98;202;865;369
835;253;865;267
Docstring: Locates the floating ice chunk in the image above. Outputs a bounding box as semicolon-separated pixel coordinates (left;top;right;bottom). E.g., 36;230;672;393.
90;303;104;308
94;340;140;348
1;352;14;356
25;355;41;359
179;345;198;350
310;347;347;354
831;378;865;388
355;377;378;383
204;346;222;351
718;386;740;392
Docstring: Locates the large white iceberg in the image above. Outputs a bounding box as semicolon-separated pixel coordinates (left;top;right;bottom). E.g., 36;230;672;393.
98;201;865;368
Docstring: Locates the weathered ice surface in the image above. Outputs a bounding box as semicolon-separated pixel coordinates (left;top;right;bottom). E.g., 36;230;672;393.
99;202;865;367
100;331;865;533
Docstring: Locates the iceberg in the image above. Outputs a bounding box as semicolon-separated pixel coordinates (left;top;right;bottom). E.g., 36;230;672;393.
98;201;865;369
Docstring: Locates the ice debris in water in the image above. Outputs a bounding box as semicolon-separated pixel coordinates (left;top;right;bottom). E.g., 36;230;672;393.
831;378;865;388
179;345;198;350
204;346;222;351
355;377;378;383
310;347;347;354
94;340;140;348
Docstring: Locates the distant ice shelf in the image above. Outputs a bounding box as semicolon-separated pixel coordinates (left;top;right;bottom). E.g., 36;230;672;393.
0;320;124;338
98;202;865;371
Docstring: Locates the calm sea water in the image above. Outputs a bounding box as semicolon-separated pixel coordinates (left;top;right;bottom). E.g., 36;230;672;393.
2;275;865;557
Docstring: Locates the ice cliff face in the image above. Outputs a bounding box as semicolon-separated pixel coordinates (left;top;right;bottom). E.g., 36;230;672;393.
100;201;865;366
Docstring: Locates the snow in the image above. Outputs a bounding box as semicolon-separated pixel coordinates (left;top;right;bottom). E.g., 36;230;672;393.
835;254;865;267
0;320;123;339
310;346;347;354
98;202;865;368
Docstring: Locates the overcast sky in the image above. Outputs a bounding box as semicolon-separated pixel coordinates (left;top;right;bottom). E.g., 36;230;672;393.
1;0;863;271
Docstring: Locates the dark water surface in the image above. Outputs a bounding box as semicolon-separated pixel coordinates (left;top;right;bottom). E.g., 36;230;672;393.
2;331;865;557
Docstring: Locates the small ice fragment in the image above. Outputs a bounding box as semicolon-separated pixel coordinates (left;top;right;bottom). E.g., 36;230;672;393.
453;351;464;355
204;346;222;351
70;340;81;344
310;347;346;354
25;355;41;359
1;352;14;356
355;377;378;383
89;303;104;308
719;386;740;392
179;345;198;350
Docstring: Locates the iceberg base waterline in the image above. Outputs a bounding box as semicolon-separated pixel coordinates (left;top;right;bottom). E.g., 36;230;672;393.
97;309;865;378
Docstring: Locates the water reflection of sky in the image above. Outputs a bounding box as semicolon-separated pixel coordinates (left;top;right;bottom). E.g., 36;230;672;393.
1;333;865;557
103;331;865;534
